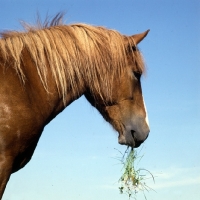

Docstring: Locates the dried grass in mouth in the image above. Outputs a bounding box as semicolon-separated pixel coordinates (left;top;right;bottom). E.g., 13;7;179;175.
117;147;155;199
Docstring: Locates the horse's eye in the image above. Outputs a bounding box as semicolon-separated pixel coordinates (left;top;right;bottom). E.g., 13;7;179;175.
133;71;141;80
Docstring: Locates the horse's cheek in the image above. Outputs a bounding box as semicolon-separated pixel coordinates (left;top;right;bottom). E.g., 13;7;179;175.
105;105;122;121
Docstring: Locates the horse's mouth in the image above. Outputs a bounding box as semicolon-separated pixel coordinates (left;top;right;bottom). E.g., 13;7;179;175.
118;130;143;148
118;131;135;148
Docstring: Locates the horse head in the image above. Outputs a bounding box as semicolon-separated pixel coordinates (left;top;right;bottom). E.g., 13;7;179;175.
85;30;150;148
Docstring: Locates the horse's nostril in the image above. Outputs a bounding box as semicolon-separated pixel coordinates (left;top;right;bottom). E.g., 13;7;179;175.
131;130;142;148
131;130;136;139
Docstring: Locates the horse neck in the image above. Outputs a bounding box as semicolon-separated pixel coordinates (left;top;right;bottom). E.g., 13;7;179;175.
0;38;86;124
27;74;85;125
21;48;86;125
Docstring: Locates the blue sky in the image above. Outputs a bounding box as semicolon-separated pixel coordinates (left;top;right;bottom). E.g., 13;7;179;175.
0;0;200;200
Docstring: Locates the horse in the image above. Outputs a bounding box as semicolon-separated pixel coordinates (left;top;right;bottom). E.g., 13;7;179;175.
0;13;150;199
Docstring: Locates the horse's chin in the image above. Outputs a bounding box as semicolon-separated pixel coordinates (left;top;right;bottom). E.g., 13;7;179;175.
118;133;136;148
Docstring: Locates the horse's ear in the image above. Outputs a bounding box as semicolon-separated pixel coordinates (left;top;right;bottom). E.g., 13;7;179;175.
125;30;150;46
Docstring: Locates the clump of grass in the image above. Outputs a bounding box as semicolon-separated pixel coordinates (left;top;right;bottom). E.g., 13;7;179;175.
117;147;155;199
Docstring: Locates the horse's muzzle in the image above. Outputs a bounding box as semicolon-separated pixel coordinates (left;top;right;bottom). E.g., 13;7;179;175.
118;127;149;148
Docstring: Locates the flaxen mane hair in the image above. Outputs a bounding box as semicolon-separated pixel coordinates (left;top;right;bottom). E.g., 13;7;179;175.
0;13;144;103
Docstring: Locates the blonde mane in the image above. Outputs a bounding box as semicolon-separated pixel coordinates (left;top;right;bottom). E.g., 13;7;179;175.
0;13;144;103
